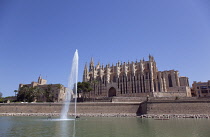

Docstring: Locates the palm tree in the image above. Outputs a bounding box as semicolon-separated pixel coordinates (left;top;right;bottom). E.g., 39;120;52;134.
14;90;18;98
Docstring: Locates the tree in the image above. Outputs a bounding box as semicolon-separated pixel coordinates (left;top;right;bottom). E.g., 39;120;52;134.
0;92;3;102
31;86;44;102
17;85;44;102
17;85;30;102
44;84;54;102
14;90;18;98
0;92;2;98
77;82;93;101
56;84;63;90
77;82;83;97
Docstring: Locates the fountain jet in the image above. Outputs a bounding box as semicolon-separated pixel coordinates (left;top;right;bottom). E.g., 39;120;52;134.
60;49;78;119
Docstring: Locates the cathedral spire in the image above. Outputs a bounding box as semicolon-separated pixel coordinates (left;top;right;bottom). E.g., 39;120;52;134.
111;63;114;69
38;75;42;84
89;57;94;71
83;63;89;82
149;54;154;62
90;57;94;64
84;62;88;71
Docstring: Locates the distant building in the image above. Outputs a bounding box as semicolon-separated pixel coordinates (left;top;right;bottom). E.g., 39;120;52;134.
191;88;196;97
192;81;210;97
83;55;191;98
18;76;66;102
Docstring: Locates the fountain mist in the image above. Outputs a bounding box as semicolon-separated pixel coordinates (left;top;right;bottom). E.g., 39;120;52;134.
60;49;78;119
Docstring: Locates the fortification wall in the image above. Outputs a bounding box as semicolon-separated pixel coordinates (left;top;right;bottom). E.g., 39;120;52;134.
111;97;147;102
1;100;210;116
146;101;210;114
0;102;144;115
153;92;187;97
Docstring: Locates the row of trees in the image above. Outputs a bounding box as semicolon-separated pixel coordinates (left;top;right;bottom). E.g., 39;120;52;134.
0;92;3;102
16;82;93;102
17;84;59;102
0;92;17;103
77;82;93;100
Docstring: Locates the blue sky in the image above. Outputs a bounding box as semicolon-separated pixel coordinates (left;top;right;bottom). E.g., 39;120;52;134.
0;0;210;97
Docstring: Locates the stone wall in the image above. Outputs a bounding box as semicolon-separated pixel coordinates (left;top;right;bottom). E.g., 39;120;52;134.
152;91;189;97
0;102;144;115
146;101;210;114
0;103;62;113
1;100;210;116
149;97;198;101
111;97;147;102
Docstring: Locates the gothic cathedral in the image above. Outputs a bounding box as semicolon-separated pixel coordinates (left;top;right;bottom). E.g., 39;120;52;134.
83;55;191;98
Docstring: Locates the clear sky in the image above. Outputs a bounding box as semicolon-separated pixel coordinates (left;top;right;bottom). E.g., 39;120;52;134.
0;0;210;97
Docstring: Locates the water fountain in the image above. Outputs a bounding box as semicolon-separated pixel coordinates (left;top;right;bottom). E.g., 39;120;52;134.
60;49;78;119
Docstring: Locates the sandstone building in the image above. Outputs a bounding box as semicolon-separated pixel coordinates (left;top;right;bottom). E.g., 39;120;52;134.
18;76;66;102
83;55;191;98
192;80;210;97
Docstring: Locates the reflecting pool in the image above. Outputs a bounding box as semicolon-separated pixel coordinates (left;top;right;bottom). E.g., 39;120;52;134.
1;116;210;137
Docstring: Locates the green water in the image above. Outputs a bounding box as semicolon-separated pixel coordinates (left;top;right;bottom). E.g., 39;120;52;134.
0;116;210;137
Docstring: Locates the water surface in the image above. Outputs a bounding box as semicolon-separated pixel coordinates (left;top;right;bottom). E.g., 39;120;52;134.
0;116;210;137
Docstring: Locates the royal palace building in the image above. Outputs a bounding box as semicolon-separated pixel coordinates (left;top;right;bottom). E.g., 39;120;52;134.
83;55;191;98
192;80;210;97
18;76;67;102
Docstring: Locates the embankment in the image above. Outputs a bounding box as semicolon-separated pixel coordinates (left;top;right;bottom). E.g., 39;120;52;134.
0;102;145;116
1;100;210;117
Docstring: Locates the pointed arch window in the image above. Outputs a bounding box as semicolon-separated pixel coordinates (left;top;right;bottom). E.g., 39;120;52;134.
113;75;117;82
168;74;173;87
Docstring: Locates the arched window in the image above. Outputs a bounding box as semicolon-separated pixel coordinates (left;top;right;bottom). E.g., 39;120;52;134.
128;74;130;81
113;75;117;82
158;82;161;91
154;81;156;92
146;73;148;79
102;76;105;84
168;74;173;87
147;63;150;69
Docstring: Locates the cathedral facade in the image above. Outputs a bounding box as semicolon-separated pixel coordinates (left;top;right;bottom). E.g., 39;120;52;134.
83;55;191;98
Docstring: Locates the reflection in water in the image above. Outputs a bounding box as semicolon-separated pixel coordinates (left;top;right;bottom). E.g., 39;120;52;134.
1;117;210;137
58;119;76;137
50;118;76;137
